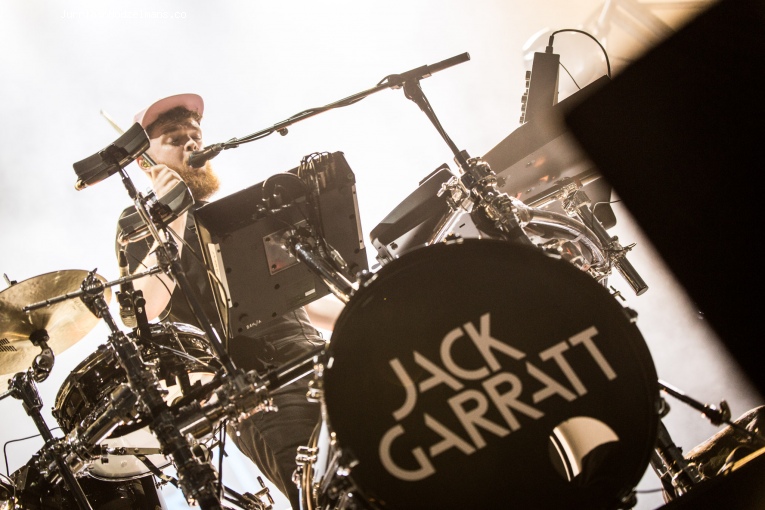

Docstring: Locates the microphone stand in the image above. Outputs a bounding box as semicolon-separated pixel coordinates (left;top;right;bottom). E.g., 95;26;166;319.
398;73;533;245
187;53;472;167
394;55;649;299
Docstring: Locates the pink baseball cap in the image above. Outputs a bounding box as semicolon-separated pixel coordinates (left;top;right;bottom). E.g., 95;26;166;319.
133;93;204;129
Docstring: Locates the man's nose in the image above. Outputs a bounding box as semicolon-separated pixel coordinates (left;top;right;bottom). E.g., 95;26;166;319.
184;137;199;152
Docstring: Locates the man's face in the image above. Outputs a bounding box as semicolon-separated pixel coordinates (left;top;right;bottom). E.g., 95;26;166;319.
146;119;220;200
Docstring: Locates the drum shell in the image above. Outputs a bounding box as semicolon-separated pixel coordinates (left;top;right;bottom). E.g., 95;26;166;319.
322;239;659;510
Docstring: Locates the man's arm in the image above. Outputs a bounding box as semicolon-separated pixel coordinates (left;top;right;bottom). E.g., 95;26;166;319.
121;164;188;321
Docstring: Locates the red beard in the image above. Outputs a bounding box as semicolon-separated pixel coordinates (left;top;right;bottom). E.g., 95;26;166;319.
177;161;221;201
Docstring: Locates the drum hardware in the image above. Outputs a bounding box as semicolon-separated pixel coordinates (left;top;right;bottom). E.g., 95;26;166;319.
681;405;765;485
650;419;703;499
560;186;648;295
52;322;221;481
100;445;163;456
51;384;143;480
296;421;364;510
285;233;358;304
409;166;648;295
253;343;326;396
2;457;164;510
222;477;275;510
434;160;649;294
173;344;325;440
79;271;224;509
0;371;93;509
23;264;224;509
659;381;765;447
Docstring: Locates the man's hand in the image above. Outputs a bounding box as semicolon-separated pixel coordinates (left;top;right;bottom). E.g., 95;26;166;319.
148;164;183;199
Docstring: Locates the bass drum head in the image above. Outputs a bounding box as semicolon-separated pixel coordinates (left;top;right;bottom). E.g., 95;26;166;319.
323;239;658;510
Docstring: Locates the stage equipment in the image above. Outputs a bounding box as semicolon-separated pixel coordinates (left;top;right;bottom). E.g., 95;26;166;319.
194;151;368;335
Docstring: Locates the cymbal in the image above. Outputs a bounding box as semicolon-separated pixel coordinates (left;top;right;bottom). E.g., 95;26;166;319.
0;270;112;382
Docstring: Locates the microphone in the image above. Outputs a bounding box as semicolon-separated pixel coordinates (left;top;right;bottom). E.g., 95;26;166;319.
117;248;137;328
386;52;471;89
187;143;224;168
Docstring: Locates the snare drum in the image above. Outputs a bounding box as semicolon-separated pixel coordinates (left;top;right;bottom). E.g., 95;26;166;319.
306;239;659;509
53;322;219;480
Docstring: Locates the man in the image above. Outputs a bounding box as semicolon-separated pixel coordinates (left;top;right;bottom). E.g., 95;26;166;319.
118;93;325;509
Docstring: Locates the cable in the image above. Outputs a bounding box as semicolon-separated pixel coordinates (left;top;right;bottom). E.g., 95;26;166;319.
0;471;16;503
559;61;582;90
4;429;60;476
217;421;227;502
124;240;174;301
166;222;235;346
548;28;612;79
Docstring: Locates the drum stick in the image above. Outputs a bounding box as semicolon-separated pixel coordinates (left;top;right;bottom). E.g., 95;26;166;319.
100;109;156;167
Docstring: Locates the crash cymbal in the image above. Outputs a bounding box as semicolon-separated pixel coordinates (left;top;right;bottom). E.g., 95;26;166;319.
0;270;112;379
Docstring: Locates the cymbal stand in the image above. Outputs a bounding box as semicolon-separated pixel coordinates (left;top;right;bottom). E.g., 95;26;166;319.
649;381;765;501
77;269;224;510
0;358;93;510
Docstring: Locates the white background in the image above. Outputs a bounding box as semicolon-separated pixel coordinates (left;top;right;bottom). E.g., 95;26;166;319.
1;1;760;509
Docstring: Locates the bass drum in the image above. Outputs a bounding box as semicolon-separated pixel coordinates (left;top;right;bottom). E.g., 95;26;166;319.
53;322;219;481
316;239;659;510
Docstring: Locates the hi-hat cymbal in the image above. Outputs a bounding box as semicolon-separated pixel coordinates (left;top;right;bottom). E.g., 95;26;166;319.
0;270;112;382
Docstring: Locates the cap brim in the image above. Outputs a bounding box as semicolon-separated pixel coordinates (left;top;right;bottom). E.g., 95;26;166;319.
133;93;204;129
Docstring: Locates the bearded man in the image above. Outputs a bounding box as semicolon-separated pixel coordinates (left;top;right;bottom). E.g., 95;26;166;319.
117;93;324;509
